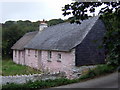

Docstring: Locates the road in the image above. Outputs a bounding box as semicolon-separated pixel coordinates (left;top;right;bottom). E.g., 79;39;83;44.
54;72;119;88
43;72;119;89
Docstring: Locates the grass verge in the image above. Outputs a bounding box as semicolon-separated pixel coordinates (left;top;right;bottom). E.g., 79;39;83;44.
2;59;41;76
2;64;117;90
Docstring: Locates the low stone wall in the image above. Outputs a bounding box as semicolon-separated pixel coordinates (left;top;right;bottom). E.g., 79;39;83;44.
71;65;97;78
1;65;97;85
1;72;65;85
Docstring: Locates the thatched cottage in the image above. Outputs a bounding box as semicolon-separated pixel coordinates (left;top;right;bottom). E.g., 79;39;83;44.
11;16;106;78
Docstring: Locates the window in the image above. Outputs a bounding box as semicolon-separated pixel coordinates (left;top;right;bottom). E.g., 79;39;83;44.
35;50;37;57
15;50;17;57
57;53;62;62
28;49;30;56
48;51;52;61
22;52;24;57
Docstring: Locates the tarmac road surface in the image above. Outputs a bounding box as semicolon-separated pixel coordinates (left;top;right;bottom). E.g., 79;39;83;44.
42;72;119;89
54;72;119;88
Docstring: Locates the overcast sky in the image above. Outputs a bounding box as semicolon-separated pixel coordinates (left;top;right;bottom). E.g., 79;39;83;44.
0;0;107;23
0;0;73;23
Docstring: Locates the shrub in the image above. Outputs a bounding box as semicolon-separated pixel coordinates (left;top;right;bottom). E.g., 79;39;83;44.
79;64;116;80
93;65;115;75
101;13;120;66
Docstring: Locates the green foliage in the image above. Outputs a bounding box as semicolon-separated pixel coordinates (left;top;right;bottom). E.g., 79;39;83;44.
92;65;115;75
2;20;39;58
2;60;41;76
101;13;120;66
2;78;73;90
79;64;116;80
47;18;64;26
62;2;120;24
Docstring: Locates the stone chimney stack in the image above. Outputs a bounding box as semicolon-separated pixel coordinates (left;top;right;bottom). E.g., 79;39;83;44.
39;19;47;31
93;13;95;17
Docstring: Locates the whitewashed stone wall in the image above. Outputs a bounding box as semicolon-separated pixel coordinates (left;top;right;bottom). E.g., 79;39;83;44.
1;72;65;85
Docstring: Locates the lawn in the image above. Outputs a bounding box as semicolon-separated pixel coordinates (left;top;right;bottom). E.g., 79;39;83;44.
2;59;42;76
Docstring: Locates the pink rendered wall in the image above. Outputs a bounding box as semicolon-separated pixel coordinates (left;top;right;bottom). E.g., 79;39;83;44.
25;49;39;69
13;50;25;65
13;50;19;64
19;51;25;65
41;49;75;78
13;50;17;64
13;49;76;78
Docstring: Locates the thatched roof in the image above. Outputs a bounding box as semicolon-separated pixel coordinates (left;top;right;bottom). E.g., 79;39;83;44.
12;16;101;51
11;31;38;50
24;16;99;51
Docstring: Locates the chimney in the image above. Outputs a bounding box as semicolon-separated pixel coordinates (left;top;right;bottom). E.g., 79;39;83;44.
39;19;47;31
93;13;95;17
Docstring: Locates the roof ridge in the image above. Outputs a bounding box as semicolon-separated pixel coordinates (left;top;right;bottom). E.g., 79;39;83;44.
70;16;99;50
21;16;101;51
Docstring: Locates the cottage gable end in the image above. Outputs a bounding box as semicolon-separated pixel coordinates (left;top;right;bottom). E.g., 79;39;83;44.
75;19;106;66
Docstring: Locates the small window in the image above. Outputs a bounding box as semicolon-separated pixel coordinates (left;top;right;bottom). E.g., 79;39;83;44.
35;50;37;57
22;51;24;57
28;49;30;56
57;53;62;62
58;54;61;59
15;50;17;57
48;51;52;61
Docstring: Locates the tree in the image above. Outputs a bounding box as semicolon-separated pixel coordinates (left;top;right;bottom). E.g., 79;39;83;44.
47;19;64;26
102;13;120;66
2;24;23;58
2;20;39;58
62;1;120;24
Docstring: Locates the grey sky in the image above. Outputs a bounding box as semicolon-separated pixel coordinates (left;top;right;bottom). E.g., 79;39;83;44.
0;0;107;23
0;0;73;23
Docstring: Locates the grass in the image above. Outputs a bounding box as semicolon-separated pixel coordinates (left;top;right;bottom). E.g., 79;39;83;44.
2;64;117;90
2;59;42;76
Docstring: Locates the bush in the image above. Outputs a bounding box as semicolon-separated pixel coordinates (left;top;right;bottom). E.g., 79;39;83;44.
101;13;120;66
79;64;116;80
93;65;115;75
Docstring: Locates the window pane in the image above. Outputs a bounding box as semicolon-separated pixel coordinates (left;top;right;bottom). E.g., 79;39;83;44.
48;51;52;59
58;54;61;59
